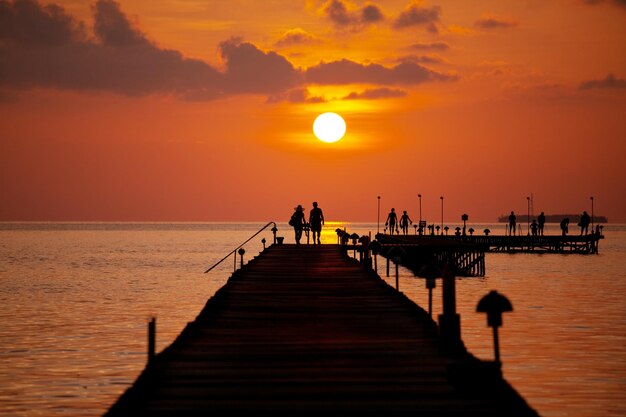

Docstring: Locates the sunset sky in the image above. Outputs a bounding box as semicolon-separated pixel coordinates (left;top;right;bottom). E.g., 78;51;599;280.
1;0;625;223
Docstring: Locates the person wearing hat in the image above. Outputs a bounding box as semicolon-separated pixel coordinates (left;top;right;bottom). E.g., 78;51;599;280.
309;202;325;245
290;204;307;244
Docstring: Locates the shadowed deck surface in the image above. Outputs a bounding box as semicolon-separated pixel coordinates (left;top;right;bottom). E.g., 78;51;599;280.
105;244;539;416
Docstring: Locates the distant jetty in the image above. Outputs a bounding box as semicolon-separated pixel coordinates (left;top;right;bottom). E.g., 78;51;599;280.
498;214;608;223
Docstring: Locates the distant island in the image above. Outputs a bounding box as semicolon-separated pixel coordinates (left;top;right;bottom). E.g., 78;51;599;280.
498;214;608;223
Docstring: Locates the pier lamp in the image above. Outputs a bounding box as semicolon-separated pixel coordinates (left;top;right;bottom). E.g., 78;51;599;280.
440;196;444;233
369;240;381;273
477;290;513;363
238;248;245;268
350;233;360;257
418;194;422;223
418;263;442;317
590;196;594;230
526;196;530;236
387;246;406;291
335;228;344;244
377;196;381;234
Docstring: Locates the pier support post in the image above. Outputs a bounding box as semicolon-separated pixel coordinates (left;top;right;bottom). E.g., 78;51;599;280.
394;257;401;291
438;265;462;353
148;316;156;364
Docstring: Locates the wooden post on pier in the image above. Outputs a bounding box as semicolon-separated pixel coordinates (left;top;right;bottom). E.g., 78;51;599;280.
147;317;156;364
394;257;400;291
438;265;462;353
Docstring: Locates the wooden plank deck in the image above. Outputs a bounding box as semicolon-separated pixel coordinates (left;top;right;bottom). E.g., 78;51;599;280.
104;244;540;416
376;233;603;254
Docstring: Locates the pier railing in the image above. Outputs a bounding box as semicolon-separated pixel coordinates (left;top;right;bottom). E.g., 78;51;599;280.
204;221;277;273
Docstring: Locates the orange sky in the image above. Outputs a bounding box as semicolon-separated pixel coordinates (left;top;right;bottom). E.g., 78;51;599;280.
1;0;625;222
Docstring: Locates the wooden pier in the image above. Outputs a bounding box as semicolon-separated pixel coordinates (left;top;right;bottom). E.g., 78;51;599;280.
456;233;603;254
374;234;487;277
105;244;539;416
370;232;603;278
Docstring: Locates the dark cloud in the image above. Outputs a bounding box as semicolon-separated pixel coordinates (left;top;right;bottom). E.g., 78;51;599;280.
92;0;148;46
0;0;223;98
322;0;384;28
0;0;301;100
343;87;407;100
582;0;626;8
393;3;441;33
410;41;450;51
266;88;325;103
323;0;353;25
579;73;626;90
0;0;452;102
305;59;456;85
0;0;84;45
361;4;384;23
219;38;301;94
474;16;518;29
275;28;319;47
399;54;445;64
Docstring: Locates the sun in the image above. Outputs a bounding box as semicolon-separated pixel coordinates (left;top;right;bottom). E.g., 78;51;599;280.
313;112;346;143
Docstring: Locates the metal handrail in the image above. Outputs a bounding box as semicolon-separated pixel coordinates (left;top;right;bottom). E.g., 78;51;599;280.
204;221;277;273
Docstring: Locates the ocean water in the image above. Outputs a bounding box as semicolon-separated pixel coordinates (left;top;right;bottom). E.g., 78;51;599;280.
0;221;624;417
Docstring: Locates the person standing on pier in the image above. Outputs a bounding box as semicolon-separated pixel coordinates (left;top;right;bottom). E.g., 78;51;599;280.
579;211;591;235
309;201;325;245
508;211;517;236
290;205;307;245
560;217;569;236
538;212;546;236
386;208;398;234
399;210;413;235
531;219;538;236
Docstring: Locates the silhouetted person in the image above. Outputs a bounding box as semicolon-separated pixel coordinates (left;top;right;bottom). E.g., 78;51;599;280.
579;211;591;235
291;204;306;245
560;217;569;236
385;208;398;235
537;212;546;236
309;201;324;245
530;219;538;236
508;211;517;236
399;210;412;235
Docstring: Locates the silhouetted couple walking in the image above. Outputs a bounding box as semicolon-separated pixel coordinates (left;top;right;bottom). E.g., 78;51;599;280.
290;202;324;245
386;208;412;235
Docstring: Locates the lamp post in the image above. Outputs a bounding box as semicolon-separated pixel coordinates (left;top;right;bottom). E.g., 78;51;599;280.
461;213;468;236
590;196;594;231
477;291;513;363
526;196;530;236
440;196;444;233
418;194;422;223
377;196;381;234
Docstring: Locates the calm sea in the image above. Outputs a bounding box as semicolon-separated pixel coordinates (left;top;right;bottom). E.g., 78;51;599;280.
1;222;624;417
